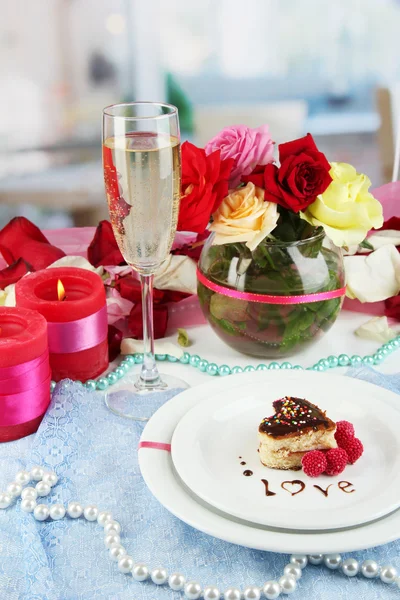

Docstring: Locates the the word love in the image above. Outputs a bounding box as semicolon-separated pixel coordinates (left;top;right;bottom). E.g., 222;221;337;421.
262;479;355;497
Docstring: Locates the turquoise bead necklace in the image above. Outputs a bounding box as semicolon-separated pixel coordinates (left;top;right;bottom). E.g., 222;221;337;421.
50;335;400;394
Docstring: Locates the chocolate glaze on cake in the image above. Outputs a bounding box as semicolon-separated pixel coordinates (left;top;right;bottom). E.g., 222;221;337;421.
259;397;333;438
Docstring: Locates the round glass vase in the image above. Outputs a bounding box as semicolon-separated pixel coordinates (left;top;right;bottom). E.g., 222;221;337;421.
197;231;345;358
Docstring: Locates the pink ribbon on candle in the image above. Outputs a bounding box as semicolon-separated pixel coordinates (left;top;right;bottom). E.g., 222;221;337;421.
47;304;108;354
197;268;346;305
0;350;51;426
138;441;172;452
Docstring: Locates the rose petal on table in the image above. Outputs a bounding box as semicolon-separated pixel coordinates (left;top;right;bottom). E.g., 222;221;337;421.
385;294;400;322
153;255;197;295
48;256;104;276
120;337;184;359
355;316;397;342
0;258;31;289
0;216;65;270
87;220;125;267
107;325;123;362
128;303;168;339
366;229;400;250
344;245;400;302
106;290;134;325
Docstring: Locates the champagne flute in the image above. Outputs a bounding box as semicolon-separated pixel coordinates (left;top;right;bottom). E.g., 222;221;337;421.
102;102;188;420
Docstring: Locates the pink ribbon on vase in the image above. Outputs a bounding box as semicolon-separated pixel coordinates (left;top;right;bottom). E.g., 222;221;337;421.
0;350;51;427
47;304;108;354
197;269;346;305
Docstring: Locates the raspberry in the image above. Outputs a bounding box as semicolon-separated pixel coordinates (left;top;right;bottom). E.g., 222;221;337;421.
301;450;327;477
325;448;348;476
340;437;364;464
334;420;355;448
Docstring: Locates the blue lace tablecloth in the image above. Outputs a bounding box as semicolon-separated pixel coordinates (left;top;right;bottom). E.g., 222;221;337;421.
1;367;400;600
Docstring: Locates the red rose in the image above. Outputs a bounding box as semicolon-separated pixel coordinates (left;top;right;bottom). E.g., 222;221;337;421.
0;258;31;289
0;217;65;270
88;220;125;267
385;295;400;321
128;303;168;339
177;142;234;233
243;134;332;213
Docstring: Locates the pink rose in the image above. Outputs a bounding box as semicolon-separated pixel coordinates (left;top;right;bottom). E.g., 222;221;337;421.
205;125;274;188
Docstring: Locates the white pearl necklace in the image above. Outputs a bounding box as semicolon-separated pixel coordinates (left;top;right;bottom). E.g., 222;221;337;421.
1;467;399;597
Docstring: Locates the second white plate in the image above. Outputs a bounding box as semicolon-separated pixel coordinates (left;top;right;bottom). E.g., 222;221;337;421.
171;372;400;531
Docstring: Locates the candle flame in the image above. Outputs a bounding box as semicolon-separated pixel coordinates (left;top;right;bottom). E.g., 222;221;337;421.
57;279;66;302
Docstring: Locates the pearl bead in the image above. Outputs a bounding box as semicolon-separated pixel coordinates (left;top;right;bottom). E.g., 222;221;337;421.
293;365;303;370
350;355;362;366
324;554;342;569
290;554;308;569
15;470;31;486
189;355;200;367
256;364;268;371
243;585;261;600
269;362;280;370
115;367;125;378
284;564;302;580
97;377;109;390
338;354;349;366
263;581;281;600
104;520;121;535
151;567;168;585
105;534;121;548
318;359;330;369
155;354;166;361
49;503;66;520
281;362;292;370
83;504;99;521
231;366;244;374
118;555;134;574
97;510;113;526
33;504;49;521
380;565;397;584
244;365;255;372
341;558;359;577
184;581;203;599
42;472;58;487
180;352;190;364
206;363;218;376
7;482;22;498
167;354;178;362
218;364;231;376
35;481;51;497
84;380;97;391
198;359;209;372
308;554;323;565
168;573;186;591
361;559;380;578
278;574;297;594
223;587;241;600
363;356;374;365
109;543;127;561
0;492;12;509
132;563;149;581
67;501;83;518
203;585;220;599
328;355;338;367
21;498;36;513
31;466;45;481
21;487;37;500
50;381;56;392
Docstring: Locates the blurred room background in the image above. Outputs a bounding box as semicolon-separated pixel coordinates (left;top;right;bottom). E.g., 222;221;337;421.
0;0;399;229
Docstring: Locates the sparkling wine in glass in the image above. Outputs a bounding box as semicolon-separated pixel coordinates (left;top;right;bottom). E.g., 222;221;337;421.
102;102;188;419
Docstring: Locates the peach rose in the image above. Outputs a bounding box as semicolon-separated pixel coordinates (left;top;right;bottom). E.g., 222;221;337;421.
209;182;279;251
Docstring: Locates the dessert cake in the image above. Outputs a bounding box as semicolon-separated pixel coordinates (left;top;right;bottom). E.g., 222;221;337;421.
258;396;337;470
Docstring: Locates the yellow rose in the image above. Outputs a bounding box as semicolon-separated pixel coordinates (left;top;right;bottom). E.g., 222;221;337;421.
302;162;383;248
209;182;279;251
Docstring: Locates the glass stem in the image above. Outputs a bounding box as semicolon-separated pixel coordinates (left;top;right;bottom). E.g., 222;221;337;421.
138;273;160;387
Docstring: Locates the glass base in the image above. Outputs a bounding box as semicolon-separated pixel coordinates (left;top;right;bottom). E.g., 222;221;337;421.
104;374;189;421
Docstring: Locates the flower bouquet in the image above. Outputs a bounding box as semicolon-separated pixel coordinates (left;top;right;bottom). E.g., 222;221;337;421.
178;127;384;357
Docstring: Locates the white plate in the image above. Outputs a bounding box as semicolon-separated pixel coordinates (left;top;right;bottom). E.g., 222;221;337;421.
171;376;400;531
139;371;400;554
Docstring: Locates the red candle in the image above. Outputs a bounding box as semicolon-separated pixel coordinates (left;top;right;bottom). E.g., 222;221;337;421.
0;307;51;442
15;267;108;382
